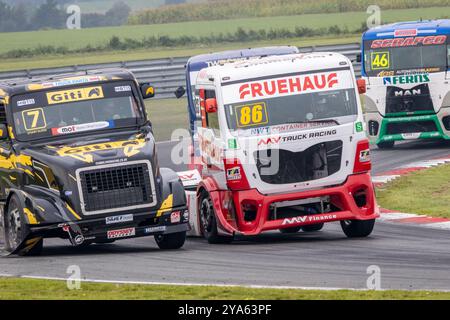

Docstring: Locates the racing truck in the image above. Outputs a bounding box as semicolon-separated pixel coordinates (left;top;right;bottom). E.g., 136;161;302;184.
179;52;378;243
0;69;188;256
361;19;450;148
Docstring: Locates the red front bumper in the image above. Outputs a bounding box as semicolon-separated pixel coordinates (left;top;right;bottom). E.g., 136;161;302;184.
210;173;379;236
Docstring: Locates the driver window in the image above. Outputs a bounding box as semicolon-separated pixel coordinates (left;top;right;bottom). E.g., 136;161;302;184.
0;101;6;125
204;90;220;137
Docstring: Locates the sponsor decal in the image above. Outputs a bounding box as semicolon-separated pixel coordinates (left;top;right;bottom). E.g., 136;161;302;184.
370;35;447;49
226;166;242;181
51;121;113;136
177;170;202;187
170;211;181;223
107;227;135;239
74;235;85;245
249;122;332;136
114;85;132;92
228;138;238;149
46;86;104;105
401;132;421;140
394;29;417;37
17;99;35;107
359;149;370;162
355;122;364;133
383;74;430;85
144;226;167;234
56;138;146;163
238;72;339;100
41;76;104;88
106;214;134;225
258;129;337;146
282;214;338;225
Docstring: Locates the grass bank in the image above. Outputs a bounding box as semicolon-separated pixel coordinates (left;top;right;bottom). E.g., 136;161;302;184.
376;163;450;218
0;277;449;300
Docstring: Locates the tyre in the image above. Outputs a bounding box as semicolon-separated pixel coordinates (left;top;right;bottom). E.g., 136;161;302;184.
199;190;233;244
377;141;394;149
302;223;324;232
155;231;186;250
279;227;301;234
340;219;375;238
4;194;43;256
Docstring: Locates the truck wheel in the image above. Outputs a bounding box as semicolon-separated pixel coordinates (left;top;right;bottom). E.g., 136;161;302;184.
4;194;43;256
155;231;186;250
377;141;394;149
199;190;233;244
340;219;375;238
279;227;301;233
302;223;324;232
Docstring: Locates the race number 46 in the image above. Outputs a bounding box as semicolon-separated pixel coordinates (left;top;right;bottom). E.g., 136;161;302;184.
235;102;268;128
371;52;390;70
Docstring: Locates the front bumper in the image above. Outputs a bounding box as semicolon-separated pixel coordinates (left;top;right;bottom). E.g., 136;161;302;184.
28;207;190;246
211;173;378;236
365;112;450;144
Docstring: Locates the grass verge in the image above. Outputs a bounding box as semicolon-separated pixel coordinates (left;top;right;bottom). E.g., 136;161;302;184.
145;98;188;141
376;163;450;218
0;277;449;300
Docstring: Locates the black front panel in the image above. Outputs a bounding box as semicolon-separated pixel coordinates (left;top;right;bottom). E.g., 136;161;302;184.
385;84;434;114
386;121;437;134
80;162;153;213
255;140;343;185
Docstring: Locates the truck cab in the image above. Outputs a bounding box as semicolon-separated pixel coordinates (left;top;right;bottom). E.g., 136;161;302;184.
361;19;450;148
188;52;378;243
0;69;188;255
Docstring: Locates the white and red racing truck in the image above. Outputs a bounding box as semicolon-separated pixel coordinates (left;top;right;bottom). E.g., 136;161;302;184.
180;52;379;243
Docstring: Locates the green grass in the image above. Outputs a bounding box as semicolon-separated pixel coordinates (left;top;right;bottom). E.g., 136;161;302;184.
376;164;450;218
0;7;446;55
146;98;188;141
0;277;449;300
75;0;165;13
0;35;360;71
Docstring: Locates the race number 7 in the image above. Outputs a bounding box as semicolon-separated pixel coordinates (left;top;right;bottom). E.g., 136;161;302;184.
371;52;390;70
235;102;268;128
22;108;46;131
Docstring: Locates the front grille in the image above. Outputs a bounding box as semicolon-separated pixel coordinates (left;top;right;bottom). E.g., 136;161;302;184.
255;140;343;185
78;161;155;214
385;84;434;114
386;121;437;135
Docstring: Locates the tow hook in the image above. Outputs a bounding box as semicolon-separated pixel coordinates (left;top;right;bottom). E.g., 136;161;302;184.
60;223;85;246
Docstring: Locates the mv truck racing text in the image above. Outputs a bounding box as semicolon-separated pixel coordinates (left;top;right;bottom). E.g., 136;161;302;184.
178;50;379;243
0;69;189;256
361;19;450;148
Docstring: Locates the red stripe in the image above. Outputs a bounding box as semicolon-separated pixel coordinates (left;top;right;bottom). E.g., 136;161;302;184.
379;208;400;214
393;216;450;224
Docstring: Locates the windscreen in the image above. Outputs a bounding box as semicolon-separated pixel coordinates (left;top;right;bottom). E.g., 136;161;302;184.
221;69;358;134
11;81;143;141
363;35;449;76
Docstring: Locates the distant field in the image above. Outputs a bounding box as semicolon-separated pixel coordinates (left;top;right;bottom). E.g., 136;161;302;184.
0;35;359;71
75;0;164;13
0;7;446;55
146;98;188;141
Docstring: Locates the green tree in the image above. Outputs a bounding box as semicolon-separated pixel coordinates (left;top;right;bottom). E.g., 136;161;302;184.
30;0;65;30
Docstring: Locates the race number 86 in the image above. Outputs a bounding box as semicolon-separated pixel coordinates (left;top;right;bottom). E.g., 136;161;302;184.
371;52;390;70
235;102;268;128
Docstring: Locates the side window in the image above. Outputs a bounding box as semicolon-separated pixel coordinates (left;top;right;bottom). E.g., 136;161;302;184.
0;101;6;124
204;90;220;135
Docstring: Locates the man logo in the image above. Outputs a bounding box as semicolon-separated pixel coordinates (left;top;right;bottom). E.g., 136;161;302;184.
47;86;104;105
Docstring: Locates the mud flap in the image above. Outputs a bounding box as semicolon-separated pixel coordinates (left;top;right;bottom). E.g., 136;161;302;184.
177;170;202;237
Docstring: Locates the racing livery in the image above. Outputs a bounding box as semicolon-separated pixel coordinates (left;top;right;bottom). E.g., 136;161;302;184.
361;19;450;148
180;52;378;243
0;70;188;255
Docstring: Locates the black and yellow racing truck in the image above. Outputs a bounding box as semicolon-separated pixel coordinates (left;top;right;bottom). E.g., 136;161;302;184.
0;69;188;256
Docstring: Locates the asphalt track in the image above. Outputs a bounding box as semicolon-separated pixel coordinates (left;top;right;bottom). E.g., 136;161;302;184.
1;139;450;290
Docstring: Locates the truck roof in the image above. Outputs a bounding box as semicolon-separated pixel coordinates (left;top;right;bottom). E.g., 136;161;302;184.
363;19;450;40
0;68;136;98
197;52;352;86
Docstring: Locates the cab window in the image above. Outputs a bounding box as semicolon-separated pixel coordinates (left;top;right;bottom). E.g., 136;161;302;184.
201;89;221;137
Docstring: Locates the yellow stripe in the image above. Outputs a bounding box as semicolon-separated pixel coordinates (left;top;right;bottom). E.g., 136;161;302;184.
23;208;39;225
65;203;81;220
156;194;173;217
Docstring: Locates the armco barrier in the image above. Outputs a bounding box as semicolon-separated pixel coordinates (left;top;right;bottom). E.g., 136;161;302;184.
0;43;361;99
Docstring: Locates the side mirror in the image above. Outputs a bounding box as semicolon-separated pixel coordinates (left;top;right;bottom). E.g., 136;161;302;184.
0;124;8;140
174;86;186;99
357;78;366;94
205;98;218;113
140;83;155;99
356;53;362;63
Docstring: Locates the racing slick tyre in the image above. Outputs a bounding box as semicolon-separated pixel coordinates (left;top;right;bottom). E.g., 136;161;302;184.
155;231;186;250
199;190;233;244
302;223;324;232
377;141;394;149
279;227;301;233
4;194;43;256
340;219;375;238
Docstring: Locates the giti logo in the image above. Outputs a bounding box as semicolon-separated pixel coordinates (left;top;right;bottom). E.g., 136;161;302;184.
46;86;104;105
